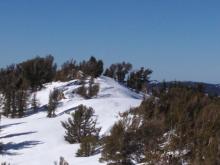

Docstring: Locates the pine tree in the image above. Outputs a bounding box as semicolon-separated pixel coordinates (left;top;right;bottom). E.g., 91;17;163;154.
31;93;39;112
1;65;16;117
20;55;57;89
104;62;132;83
47;89;59;117
16;89;29;118
55;59;78;81
100;119;138;165
3;92;11;117
79;56;104;78
61;105;101;144
127;67;152;92
103;68;113;78
88;77;99;98
96;60;104;77
0;64;29;118
15;79;29;118
76;79;87;98
0;113;3;153
76;135;99;157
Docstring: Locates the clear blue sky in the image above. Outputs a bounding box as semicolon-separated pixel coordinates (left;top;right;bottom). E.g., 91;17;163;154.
0;0;219;83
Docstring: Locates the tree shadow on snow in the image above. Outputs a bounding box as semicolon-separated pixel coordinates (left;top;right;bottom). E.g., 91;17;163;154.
23;105;47;117
56;106;78;116
0;131;37;139
0;122;26;129
1;140;43;156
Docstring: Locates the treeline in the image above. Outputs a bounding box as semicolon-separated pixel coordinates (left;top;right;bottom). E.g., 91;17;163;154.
0;55;152;118
55;56;103;81
55;57;152;93
104;62;152;92
0;55;56;117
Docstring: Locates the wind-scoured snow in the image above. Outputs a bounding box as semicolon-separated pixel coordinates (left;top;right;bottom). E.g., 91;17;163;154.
0;76;142;165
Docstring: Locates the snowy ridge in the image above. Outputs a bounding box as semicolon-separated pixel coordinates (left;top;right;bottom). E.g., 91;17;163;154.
0;76;142;165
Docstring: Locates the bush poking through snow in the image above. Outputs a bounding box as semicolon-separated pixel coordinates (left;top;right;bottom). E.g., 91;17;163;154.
54;157;69;165
61;105;101;144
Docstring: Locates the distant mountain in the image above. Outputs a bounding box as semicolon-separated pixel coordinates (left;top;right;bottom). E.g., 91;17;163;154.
149;81;220;96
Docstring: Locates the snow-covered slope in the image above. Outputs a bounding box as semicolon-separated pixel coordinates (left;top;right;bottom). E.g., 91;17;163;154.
0;76;142;165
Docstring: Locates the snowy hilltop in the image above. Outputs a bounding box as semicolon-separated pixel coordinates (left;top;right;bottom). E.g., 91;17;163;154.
1;56;217;164
0;76;142;165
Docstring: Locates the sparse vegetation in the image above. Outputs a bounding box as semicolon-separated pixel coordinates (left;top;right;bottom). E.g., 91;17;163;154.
76;77;99;99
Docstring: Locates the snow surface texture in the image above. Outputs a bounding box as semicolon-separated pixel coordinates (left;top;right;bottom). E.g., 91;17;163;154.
0;76;142;165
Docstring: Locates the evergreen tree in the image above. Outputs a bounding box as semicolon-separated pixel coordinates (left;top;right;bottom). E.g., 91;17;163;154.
55;59;78;81
88;77;99;98
3;92;11;117
47;89;59;117
0;65;29;118
31;93;39;112
79;56;104;78
61;105;101;144
15;78;29;118
103;68;113;78
104;62;132;83
76;79;87;98
20;55;57;89
1;65;16;117
0;113;3;153
127;67;152;92
96;60;104;77
11;90;16;118
76;135;99;157
16;89;29;118
100;116;142;165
